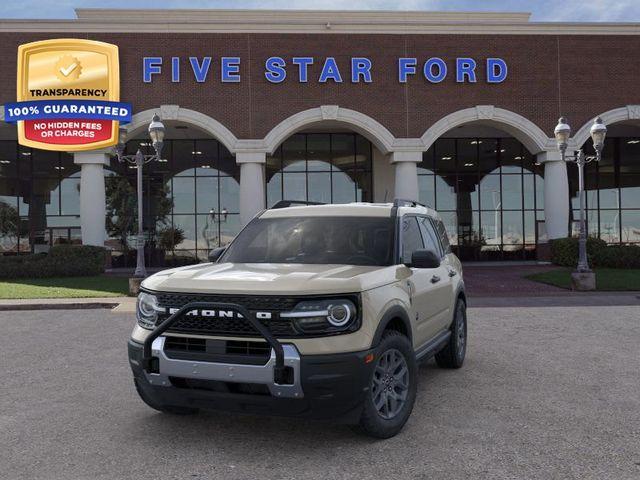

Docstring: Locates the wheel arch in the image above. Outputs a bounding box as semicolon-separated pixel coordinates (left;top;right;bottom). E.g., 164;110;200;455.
371;305;413;347
457;288;467;306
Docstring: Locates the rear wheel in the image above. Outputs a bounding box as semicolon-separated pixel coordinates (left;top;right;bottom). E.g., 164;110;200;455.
134;378;199;415
435;298;467;369
356;330;417;439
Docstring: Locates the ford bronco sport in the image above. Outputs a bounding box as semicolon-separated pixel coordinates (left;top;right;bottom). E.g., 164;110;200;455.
128;199;467;438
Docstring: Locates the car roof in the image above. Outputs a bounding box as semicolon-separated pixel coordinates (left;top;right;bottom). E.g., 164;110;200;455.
259;202;441;219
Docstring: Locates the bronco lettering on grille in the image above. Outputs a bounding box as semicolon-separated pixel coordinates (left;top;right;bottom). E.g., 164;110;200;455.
166;308;272;319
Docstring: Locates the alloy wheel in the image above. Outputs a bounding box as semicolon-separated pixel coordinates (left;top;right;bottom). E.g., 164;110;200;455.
371;348;409;420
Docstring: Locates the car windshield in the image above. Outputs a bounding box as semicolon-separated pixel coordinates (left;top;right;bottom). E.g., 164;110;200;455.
221;216;394;266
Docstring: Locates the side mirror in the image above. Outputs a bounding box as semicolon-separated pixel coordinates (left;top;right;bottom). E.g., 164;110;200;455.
407;249;441;269
208;247;226;263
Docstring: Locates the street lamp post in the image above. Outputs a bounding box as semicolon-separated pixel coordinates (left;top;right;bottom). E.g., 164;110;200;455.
113;114;166;278
553;116;607;286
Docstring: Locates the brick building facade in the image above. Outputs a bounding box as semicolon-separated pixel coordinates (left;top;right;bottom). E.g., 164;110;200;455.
0;10;639;263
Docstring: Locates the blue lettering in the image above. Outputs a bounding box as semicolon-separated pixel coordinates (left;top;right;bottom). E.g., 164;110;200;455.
221;57;241;83
189;57;211;83
265;56;287;83
456;58;477;83
424;58;447;83
292;57;313;82
171;57;180;83
319;57;342;83
487;58;508;83
398;58;417;83
351;57;372;83
143;57;162;83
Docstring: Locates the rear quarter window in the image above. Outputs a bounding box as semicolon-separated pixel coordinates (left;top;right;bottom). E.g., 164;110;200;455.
433;218;452;254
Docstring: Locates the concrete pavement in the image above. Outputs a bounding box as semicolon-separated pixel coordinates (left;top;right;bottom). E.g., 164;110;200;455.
1;306;639;479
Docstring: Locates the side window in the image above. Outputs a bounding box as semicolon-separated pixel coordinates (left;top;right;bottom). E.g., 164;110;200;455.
433;218;451;254
418;216;443;257
401;216;424;264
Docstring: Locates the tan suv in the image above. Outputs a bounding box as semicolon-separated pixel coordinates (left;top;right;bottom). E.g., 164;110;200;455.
128;200;467;438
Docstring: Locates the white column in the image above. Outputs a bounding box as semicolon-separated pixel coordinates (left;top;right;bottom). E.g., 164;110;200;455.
74;151;110;246
538;151;569;239
391;151;421;202
237;151;266;226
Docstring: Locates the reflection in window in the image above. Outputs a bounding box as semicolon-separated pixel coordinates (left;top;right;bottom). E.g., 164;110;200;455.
419;138;542;260
266;133;372;206
0;143;81;253
110;138;241;265
569;137;640;244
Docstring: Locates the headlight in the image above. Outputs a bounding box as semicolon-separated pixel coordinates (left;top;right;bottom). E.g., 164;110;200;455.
136;292;160;329
281;298;358;335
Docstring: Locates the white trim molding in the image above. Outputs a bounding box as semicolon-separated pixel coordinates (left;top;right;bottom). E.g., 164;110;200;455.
263;106;396;155
127;105;239;154
420;105;553;154
2;10;640;35
572;105;640;148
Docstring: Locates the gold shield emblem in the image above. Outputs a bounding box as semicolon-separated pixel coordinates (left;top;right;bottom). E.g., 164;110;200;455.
15;38;121;151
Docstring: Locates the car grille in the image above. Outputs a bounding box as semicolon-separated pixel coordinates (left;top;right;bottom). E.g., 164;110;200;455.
164;337;272;365
155;293;299;337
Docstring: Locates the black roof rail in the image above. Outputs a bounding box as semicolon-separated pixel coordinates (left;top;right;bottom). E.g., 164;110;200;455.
392;199;429;209
270;200;325;209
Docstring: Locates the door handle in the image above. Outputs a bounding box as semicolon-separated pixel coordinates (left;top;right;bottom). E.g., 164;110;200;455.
430;275;441;284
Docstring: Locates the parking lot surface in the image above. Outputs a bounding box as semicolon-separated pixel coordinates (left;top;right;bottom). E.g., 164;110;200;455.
1;305;639;480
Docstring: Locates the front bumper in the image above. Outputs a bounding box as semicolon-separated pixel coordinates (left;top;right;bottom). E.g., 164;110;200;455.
129;339;374;422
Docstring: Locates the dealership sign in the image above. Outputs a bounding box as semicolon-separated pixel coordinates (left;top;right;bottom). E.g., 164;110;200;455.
4;39;132;151
142;56;508;84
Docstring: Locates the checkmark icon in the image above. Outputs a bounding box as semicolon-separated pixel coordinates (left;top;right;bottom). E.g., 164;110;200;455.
59;62;78;77
55;55;82;81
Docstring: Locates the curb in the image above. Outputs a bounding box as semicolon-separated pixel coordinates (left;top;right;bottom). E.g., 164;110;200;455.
0;302;120;311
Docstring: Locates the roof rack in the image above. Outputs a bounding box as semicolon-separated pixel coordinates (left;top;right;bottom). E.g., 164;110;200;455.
270;200;326;209
392;199;429;209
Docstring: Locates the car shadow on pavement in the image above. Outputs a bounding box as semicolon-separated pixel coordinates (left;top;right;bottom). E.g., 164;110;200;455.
123;358;451;447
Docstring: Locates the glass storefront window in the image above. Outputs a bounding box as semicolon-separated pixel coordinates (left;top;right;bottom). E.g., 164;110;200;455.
266;133;373;207
569;136;640;245
419;136;543;260
621;210;640;243
101;138;241;266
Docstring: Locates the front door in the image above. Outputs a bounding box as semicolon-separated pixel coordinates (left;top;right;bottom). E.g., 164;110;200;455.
400;216;451;347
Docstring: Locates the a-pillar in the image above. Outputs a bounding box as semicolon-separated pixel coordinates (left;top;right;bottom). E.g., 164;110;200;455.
237;151;266;226
74;150;110;246
391;151;421;202
538;151;569;239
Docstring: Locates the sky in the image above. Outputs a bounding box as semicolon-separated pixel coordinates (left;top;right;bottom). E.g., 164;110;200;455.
1;0;639;22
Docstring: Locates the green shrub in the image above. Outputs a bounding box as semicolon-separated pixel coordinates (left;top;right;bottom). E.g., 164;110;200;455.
593;244;640;268
550;237;640;268
0;245;106;279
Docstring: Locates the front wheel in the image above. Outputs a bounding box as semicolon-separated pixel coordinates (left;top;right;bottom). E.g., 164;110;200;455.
435;298;467;369
356;330;417;439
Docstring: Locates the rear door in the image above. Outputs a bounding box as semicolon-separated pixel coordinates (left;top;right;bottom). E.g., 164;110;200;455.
400;215;447;347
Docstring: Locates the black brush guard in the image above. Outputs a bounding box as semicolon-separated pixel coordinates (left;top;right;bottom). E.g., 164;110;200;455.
141;301;288;384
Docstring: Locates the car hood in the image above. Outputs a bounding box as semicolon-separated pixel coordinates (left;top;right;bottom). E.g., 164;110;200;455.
141;262;399;295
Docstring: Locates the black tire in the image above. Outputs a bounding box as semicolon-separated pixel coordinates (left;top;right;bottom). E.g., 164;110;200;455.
356;330;417;439
435;298;467;369
134;378;199;415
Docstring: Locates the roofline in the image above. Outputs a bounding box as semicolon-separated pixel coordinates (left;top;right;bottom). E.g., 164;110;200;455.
0;9;638;35
75;8;533;23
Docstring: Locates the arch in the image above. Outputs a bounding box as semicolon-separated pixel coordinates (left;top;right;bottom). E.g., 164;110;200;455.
127;105;239;154
572;105;640;148
420;106;552;154
263;105;396;155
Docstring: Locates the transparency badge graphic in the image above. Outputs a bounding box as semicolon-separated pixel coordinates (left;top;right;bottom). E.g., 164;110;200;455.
4;39;132;151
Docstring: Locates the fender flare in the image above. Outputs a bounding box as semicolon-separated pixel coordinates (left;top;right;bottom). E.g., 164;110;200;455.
371;305;413;347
